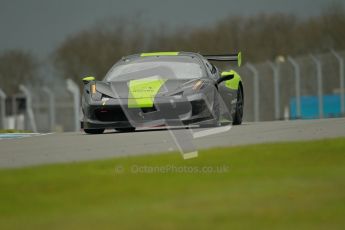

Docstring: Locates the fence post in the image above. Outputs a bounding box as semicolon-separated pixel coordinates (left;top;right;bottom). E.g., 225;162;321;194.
331;50;345;116
0;88;6;129
43;87;56;132
310;55;324;118
66;79;80;132
246;63;259;122
287;57;302;118
268;61;280;120
19;85;37;132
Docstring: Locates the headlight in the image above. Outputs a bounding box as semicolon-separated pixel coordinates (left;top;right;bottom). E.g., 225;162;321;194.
91;84;96;94
160;80;207;97
192;80;204;91
180;79;206;92
90;83;102;101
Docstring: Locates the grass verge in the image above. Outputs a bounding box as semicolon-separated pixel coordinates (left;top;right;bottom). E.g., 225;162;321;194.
0;129;32;133
0;138;344;229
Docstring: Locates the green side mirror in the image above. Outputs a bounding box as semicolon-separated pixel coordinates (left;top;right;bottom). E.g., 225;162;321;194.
221;71;233;77
217;72;234;84
82;76;95;84
237;52;242;67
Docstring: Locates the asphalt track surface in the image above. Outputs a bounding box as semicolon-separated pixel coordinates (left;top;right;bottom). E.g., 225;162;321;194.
1;118;344;168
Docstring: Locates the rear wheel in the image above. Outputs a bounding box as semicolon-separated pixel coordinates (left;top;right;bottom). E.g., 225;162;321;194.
115;127;136;132
83;128;105;134
232;87;244;125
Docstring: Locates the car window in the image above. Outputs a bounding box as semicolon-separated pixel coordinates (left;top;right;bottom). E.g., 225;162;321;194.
204;60;217;74
105;58;204;81
211;64;217;74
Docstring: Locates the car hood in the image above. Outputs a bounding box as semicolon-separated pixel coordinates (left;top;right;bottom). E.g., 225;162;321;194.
96;78;202;99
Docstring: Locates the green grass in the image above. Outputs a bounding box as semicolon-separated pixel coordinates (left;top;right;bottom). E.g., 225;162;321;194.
0;129;32;133
1;138;345;230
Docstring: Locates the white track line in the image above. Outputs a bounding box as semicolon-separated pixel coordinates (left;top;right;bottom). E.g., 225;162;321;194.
0;133;52;140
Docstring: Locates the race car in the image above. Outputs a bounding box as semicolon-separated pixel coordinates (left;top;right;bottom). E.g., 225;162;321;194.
81;51;244;134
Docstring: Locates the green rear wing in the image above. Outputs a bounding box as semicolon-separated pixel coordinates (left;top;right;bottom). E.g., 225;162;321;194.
203;52;242;67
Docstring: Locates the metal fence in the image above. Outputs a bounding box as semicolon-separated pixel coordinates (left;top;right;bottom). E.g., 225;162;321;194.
235;50;345;122
0;50;344;132
0;81;77;132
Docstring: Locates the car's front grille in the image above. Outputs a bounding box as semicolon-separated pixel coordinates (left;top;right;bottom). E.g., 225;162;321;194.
141;105;157;113
95;107;128;122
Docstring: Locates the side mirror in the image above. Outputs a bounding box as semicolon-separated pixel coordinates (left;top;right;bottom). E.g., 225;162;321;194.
82;76;96;85
217;72;234;84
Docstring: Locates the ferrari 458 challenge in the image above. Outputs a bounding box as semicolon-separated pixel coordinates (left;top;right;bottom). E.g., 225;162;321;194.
81;51;244;134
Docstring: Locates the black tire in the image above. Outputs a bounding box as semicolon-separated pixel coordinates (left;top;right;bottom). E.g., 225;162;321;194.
83;128;105;134
211;93;221;127
115;127;136;132
232;86;244;125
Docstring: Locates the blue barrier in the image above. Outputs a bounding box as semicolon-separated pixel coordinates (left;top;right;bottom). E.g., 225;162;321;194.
290;95;342;119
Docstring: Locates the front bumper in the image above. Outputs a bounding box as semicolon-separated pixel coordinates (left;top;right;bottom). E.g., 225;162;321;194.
82;94;214;129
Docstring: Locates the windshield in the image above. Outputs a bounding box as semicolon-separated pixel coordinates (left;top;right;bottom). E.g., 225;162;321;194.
105;57;204;81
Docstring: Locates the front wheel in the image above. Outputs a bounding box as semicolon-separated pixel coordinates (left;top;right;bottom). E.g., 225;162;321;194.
83;128;105;134
199;91;221;128
115;127;136;132
232;87;244;125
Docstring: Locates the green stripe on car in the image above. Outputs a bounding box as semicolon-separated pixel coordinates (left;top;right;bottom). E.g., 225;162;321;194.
140;52;179;57
128;77;167;108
